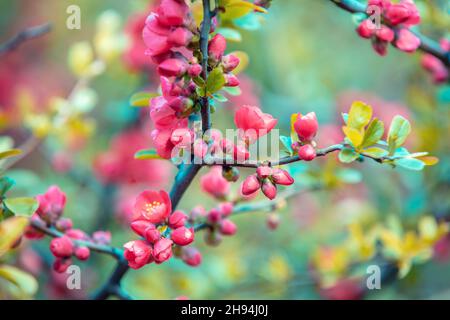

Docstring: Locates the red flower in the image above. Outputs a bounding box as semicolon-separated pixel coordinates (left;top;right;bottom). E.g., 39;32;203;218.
123;240;153;269
208;34;227;61
168;210;188;229
153;238;173;263
133;190;172;224
36;186;66;223
298;144;316;161
234;105;277;144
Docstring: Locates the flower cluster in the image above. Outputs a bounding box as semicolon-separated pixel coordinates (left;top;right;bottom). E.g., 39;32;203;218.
144;0;241;160
242;166;294;200
124;190;199;269
356;0;421;55
292;112;319;161
24;186;111;273
421;38;450;84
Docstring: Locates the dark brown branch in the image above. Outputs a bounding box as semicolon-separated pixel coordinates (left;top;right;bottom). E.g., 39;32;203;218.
0;23;52;55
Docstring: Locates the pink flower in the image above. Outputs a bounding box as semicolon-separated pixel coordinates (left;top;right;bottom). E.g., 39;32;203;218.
256;165;273;179
133;190;172;224
168;27;193;46
218;202;234;217
157;0;189;26
130;220;155;237
271;168;294;185
298;144;316;161
188;63;202;77
49;236;74;258
171;227;195;246
224;74;240;87
241;174;261;196
36;186;66;223
395;29;420;53
124;240;153;269
200;166;230;198
145;227;161;244
234;105;278;144
150;96;178;130
261;180;277;200
208;34;226;61
181;247;202;267
168;210;188;229
157;58;188;77
74;247;90;261
385;0;420;26
421;54;449;84
294;112;318;142
55;218;73;232
219;219;237;236
153;238;173;263
207;208;222;224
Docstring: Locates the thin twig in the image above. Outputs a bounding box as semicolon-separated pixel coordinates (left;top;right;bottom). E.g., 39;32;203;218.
0;23;52;55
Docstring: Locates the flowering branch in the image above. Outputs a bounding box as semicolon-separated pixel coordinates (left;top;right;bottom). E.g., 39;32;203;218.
0;23;51;55
329;0;450;66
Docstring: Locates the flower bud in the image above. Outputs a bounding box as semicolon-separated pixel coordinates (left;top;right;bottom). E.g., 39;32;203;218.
221;54;240;73
224;73;240;87
218;202;234;217
294;112;318;142
50;236;74;258
298;144;316;161
190;205;207;222
92;231;111;245
222;166;240;182
181;247;202;267
356;20;375;39
271;168;294;185
171;227;195;246
153;238;173;263
65;229;89;240
256;165;272;179
219;219;237;236
145;227;161;244
74;247;90;261
204;230;222;246
53;258;72;273
208;34;226;61
266;213;280;230
207;208;222;224
130;220;155;237
55;218;73;232
36;185;66;223
261;179;277;200
168;210;188;229
188;63;202;77
241;174;261;196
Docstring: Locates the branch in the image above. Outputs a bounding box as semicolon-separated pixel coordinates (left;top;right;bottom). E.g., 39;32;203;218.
30;219;123;260
0;23;52;55
328;0;450;67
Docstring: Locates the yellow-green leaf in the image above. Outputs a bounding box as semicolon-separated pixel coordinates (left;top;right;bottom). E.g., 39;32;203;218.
130;92;159;107
0;216;28;257
220;0;268;20
361;118;384;149
4;197;38;217
388;115;411;155
0;265;38;298
134;149;162;160
347;101;372;130
415;156;439;166
290;113;299;143
362;147;388;158
206;68;226;95
343;126;364;148
0;149;22;160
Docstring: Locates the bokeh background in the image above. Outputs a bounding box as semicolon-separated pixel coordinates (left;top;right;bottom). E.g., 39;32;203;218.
0;0;449;299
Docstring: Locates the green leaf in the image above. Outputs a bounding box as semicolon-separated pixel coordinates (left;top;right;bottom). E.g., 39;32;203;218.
0;265;38;298
362;147;388;159
129;92;159;107
280;135;294;156
394;158;425;171
0;216;28;257
338;148;359;163
213;93;228;102
134;149;162;160
387;115;411;155
223;86;241;96
4;197;38;217
347;101;372;130
192;76;206;88
341;113;349;125
206;68;226;95
0;177;15;197
216;27;242;42
361;118;384;148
